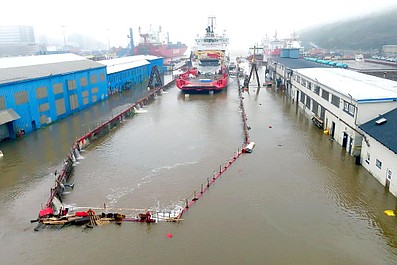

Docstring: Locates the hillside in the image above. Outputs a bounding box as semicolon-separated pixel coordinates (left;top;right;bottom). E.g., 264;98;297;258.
299;6;397;51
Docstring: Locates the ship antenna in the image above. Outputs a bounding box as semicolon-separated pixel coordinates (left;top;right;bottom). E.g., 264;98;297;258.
208;16;216;35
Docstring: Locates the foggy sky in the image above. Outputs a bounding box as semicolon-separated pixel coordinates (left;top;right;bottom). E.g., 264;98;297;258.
1;0;396;51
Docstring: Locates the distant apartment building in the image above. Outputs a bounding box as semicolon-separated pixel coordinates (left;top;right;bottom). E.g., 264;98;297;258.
383;45;397;55
0;25;39;56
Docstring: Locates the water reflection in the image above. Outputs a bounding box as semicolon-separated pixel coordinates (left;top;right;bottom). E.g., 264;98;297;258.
0;73;396;264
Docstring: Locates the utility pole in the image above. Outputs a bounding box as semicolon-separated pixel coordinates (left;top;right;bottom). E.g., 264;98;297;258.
61;26;67;51
107;28;111;51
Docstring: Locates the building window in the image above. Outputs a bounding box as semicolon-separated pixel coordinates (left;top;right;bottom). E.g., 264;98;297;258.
0;96;5;110
387;170;392;180
55;98;66;116
36;86;48;99
67;80;76;91
80;77;88;87
344;101;349;111
306;96;311;108
53;83;63;94
321;90;329;101
100;73;105;81
69;94;78;110
312;100;319;115
348;105;356;116
314;85;320;95
308;82;312;90
300;91;306;104
15;91;28;105
39;103;49;112
376;159;382;169
296;75;300;83
301;78;307;87
331;94;340;107
343;101;356;117
90;74;98;84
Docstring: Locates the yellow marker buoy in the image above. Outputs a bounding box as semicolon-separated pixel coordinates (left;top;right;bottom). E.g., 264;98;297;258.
384;210;396;217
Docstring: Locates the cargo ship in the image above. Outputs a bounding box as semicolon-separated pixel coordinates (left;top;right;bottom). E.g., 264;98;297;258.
134;26;188;58
176;17;229;93
262;31;303;61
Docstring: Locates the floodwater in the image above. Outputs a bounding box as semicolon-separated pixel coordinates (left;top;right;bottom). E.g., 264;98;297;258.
1;70;397;265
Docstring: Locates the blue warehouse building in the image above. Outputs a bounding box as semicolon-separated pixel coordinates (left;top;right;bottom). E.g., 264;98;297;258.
0;53;165;142
0;53;108;141
99;55;164;95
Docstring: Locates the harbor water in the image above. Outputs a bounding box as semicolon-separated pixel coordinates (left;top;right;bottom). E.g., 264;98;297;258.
0;70;397;265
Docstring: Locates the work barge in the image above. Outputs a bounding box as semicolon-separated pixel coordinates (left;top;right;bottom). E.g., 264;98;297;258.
33;66;254;231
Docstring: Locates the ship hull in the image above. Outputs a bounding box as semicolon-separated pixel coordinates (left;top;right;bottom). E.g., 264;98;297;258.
135;44;188;58
176;69;228;93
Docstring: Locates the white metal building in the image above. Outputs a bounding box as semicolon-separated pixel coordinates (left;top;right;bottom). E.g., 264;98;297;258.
290;67;397;156
359;109;397;197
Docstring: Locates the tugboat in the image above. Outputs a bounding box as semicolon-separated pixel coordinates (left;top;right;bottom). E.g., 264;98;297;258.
176;16;229;93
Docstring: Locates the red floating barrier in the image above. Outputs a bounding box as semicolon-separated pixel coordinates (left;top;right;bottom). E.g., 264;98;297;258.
75;211;88;217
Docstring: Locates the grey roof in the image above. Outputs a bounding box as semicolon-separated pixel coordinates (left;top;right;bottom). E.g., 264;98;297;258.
270;57;331;69
0;108;20;125
359;108;397;154
296;68;397;102
98;55;150;74
0;53;105;85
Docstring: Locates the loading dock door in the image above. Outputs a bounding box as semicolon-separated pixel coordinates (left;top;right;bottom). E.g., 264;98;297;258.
0;109;21;141
0;124;9;141
342;132;348;148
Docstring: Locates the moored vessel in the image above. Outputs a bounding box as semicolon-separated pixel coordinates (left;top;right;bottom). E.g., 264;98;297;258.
176;17;229;93
134;26;188;58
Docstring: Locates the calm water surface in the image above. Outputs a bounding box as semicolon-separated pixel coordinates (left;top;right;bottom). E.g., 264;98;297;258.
1;71;397;265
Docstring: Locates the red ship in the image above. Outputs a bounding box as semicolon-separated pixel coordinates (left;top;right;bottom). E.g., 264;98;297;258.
134;26;188;58
176;17;229;93
176;66;228;92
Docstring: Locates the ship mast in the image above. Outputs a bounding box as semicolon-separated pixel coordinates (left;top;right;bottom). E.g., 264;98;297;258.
207;16;216;36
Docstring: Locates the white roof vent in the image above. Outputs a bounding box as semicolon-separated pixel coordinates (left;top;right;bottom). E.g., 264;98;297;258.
375;117;387;125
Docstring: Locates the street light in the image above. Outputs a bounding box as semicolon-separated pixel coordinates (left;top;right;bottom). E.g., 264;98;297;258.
106;28;110;52
61;26;67;51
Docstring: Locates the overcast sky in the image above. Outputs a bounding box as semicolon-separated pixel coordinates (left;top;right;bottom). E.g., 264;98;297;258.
1;0;396;51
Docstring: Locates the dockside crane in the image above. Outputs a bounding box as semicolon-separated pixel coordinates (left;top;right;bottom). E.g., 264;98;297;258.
244;45;261;92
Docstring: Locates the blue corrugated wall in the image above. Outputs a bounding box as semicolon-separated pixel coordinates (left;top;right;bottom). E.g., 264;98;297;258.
107;57;164;94
0;67;108;135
